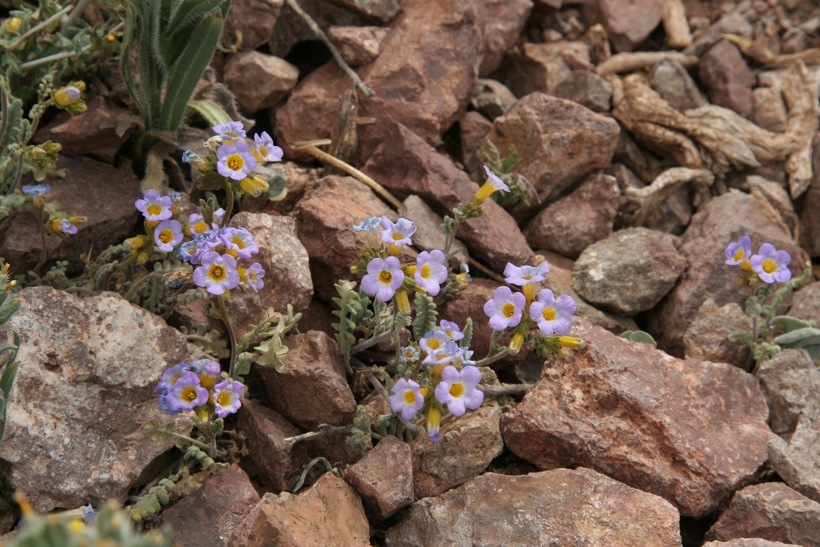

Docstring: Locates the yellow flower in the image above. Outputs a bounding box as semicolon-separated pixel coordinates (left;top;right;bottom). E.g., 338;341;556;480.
238;174;269;197
53;86;82;107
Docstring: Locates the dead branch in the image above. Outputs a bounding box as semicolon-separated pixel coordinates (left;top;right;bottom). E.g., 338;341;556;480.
625;167;714;226
596;51;697;75
662;0;692;48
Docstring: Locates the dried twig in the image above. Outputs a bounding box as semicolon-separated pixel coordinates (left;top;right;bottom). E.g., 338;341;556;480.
596;51;698;75
722;33;820;68
625;167;714;226
661;0;692;48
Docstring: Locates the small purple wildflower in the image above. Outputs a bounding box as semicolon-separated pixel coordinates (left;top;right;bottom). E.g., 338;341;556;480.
483;286;526;331
157;362;191;393
154;219;184;253
421;340;463;366
504;262;549;286
220;226;258;259
165;371;208;412
244;262;265;292
213;379;246;418
353;216;381;232
379;217;416;247
189;358;221;389
361;256;405;302
58;218;78;235
192;251;240;295
725;236;752;266
399;345;420;363
414;250;448;296
135;190;173;222
434;365;484;417
21;184;50;196
216;140;257;180
253;131;283;162
439;320;464;342
388;378;425;420
212;121;246;140
529;289;576;336
751;243;792;284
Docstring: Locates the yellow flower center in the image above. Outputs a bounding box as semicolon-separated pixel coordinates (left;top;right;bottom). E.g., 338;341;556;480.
232;236;246;249
420;264;431;279
209;265;226;281
542;307;556;321
216;391;232;406
199;374;216;390
502;302;516;318
159;229;174;244
392;231;403;241
194;221;208;233
427;338;441;351
181;386;199;402
733;248;745;261
146;203;162;217
379;270;392;283
403;390;416;405
740;259;752;272
227;153;245;172
449;382;464;398
762;259;777;274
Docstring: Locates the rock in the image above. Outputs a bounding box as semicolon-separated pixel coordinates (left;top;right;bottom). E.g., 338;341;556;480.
649;59;708;112
501;322;774;517
294;175;394;301
362;120;534;272
328;25;388;67
254;331;356;430
223;0;283;51
475;0;533;76
470;78;518;121
345;436;414;520
683;299;752;368
571;227;687;315
596;0;665;52
229;473;369;546
703;540;799;547
236;399;309;492
756;349;818;436
609;162;693;234
397;195;469;266
225;213;312;333
788;281;820;323
768;420;820;503
326;0;400;22
752;86;788;132
699;40;755;117
494;42;586;98
459;110;492;174
1;156;140;274
649;191;801;355
160;465;261;546
268;0;367;60
524;172;620;259
554;70;613;112
386;468;681;545
798;136;820;257
223;51;298;113
411;406;503;499
479;93;620;206
35;96;133;163
705;483;820;546
0;287;204;512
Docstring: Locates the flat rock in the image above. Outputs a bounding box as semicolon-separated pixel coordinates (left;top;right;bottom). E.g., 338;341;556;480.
223;51;298;113
294;175;394;302
571;227;687;315
411;406;503;499
0;286;204;511
479;92;620;206
345;436;414;520
254;331;356;430
553;70;613;112
683;299;752;368
596;0;664;52
386;467;681;545
649;59;708;113
501;321;774;517
160;464;261;547
768;420;820;503
362;120;534;272
328;25;388;67
798;136;819;257
705;482;820;546
699;40;755;117
494;42;586;98
475;0;533;76
1;156;141;274
649;191;801;355
524;172;620;259
229;473;369;547
223;0;283;51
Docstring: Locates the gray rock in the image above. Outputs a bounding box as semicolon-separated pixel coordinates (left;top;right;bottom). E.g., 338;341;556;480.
223;52;298;113
649;59;708;112
683;299;752;368
699;40;755;117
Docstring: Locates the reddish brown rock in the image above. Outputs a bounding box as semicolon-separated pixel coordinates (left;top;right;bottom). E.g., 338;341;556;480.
494;42;586;98
328;25;388;67
386;468;681;545
703;540;799;547
554;70;613;113
160;465;261;546
226;212;313;338
479;93;620;206
649;59;708;113
223;0;283;51
294;175;394;301
699;40;755;117
756;349;818;437
255;331;356;430
475;0;533;76
229;473;370;546
327;0;400;22
411;406;503;499
459;110;493;174
397;194;469;265
501;322;774;517
345;436;414;520
362;121;534;272
649;192;801;356
0;156;140;274
223;51;298;113
35;96;133;163
705;483;820;546
236;399;309;492
470;78;518;121
788;281;820;324
571;227;687;315
596;0;665;52
752;86;789;132
683;299;752;368
768;420;820;504
524;172;620;258
798;136;820;257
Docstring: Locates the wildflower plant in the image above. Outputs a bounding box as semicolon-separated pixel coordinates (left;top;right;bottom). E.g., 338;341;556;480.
724;236;816;369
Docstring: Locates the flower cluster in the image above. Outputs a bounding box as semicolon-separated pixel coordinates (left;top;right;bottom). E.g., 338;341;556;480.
157;359;246;419
484;261;582;357
131;189;265;295
20;183;87;237
725;236;792;284
388;319;483;441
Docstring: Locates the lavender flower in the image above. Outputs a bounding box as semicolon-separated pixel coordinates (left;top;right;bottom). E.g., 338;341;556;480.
21;184;50;196
164;371;208;412
414;250;448;296
504;262;549;286
434;365;483;416
135;189;173;222
253;131;283;162
192;251;240;295
725;236;752;266
751;243;792;284
244;262;265;292
379;217;416;247
220;227;258;259
213;379;246;418
439;320;464;342
388;378;425;420
361;256;405;302
212;121;246;140
529;289;576;336
216;140;257;180
154;219;184;253
353;216;381;232
483;286;526;331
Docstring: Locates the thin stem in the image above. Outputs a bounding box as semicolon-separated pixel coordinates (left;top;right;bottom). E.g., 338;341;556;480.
19;49;81;70
32;208;48;275
284;425;354;444
366;369;391;404
350;330;393;354
223;182;235;219
60;0;89;35
7;5;72;51
479;383;534;396
217;294;238;378
473;347;513;368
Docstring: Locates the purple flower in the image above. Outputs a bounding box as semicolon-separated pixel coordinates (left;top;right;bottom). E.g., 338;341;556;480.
165;371;208;412
189;358;221;389
212;121;246;140
58;218;78;235
473;165;511;202
22;184;50;196
421;340;463;366
435;365;483;417
353;216;381;232
399;345;420;363
216;140;257;180
213;379;246;418
414;250;448;296
361;256;405;302
751;243;792;284
135;190;173;222
419;329;448;355
504;262;549;286
244;262;265;292
153;219;184;253
388;378;425;420
220;227;258;259
439;320;464;342
529;289;576;336
253;131;283;162
156;362;191;392
426;405;442;442
187;213;211;236
725;236;752;266
483;286;526;331
379;217;416;247
192;252;240;295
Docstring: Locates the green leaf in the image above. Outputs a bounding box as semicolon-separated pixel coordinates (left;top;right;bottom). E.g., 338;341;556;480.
774;327;820;348
412;292;437;340
186;99;232;127
619;330;658;347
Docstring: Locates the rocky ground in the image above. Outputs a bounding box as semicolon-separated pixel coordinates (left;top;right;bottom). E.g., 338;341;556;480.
1;0;819;545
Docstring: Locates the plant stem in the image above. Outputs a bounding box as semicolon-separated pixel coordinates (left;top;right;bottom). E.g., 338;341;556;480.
284;425;354;444
217;294;238;378
32;207;48;274
223;181;235;218
7;5;72;51
479;383;534;396
473;347;513;368
350;330;393;354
